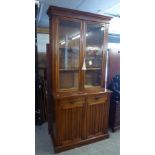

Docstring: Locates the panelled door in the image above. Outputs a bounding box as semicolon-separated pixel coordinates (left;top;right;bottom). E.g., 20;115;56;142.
56;97;85;145
85;94;109;138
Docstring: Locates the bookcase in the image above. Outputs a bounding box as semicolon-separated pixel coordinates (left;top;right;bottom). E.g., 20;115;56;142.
47;6;112;152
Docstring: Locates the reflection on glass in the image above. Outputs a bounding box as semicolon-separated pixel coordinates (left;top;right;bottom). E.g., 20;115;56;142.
58;20;80;89
85;23;104;87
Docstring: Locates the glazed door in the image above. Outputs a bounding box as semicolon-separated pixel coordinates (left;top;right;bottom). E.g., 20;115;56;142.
85;94;109;138
58;19;81;90
84;22;105;88
58;19;107;91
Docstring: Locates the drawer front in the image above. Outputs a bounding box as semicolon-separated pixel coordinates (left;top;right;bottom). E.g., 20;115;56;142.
59;97;85;109
87;95;108;105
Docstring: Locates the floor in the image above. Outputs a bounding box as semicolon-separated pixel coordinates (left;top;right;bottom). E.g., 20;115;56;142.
35;123;120;155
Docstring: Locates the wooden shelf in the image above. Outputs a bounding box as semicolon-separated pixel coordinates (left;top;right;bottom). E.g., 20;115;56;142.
59;68;101;71
86;68;101;70
59;68;79;71
59;47;79;51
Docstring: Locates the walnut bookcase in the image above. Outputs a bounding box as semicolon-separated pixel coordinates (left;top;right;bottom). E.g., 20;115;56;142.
47;6;112;153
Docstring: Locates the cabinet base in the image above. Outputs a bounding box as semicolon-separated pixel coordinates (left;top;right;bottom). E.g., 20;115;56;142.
51;133;109;153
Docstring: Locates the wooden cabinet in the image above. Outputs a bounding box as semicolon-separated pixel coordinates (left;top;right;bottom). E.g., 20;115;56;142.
47;6;112;153
108;75;120;132
109;97;120;132
108;49;120;132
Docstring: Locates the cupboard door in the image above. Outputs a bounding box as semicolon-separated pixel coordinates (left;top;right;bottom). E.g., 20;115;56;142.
86;95;109;138
84;23;105;88
56;97;84;145
58;19;81;90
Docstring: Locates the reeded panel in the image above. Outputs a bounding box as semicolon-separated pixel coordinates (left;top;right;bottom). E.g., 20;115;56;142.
58;19;81;89
86;96;108;137
84;23;105;88
56;99;84;145
86;104;105;137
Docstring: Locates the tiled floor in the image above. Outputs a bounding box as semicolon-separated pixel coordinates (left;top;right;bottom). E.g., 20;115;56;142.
35;123;120;155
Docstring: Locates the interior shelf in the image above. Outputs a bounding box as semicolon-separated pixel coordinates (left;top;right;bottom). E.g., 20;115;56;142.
86;68;101;70
59;68;79;71
59;68;101;71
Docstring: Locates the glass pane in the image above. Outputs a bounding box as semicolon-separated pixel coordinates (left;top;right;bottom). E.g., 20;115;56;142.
85;70;102;87
58;20;80;89
59;71;78;89
85;23;104;87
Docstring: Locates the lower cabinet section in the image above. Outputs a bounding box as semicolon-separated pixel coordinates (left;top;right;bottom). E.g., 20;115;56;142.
50;92;111;153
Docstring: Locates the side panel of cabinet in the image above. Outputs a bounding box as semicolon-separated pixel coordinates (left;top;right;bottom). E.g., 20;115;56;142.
55;97;85;145
85;94;109;138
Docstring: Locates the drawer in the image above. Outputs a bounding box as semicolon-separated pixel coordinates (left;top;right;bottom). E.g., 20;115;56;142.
87;95;108;105
59;97;85;109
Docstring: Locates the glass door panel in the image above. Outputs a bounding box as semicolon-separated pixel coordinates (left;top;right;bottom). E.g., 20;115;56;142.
58;19;81;89
84;23;105;87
